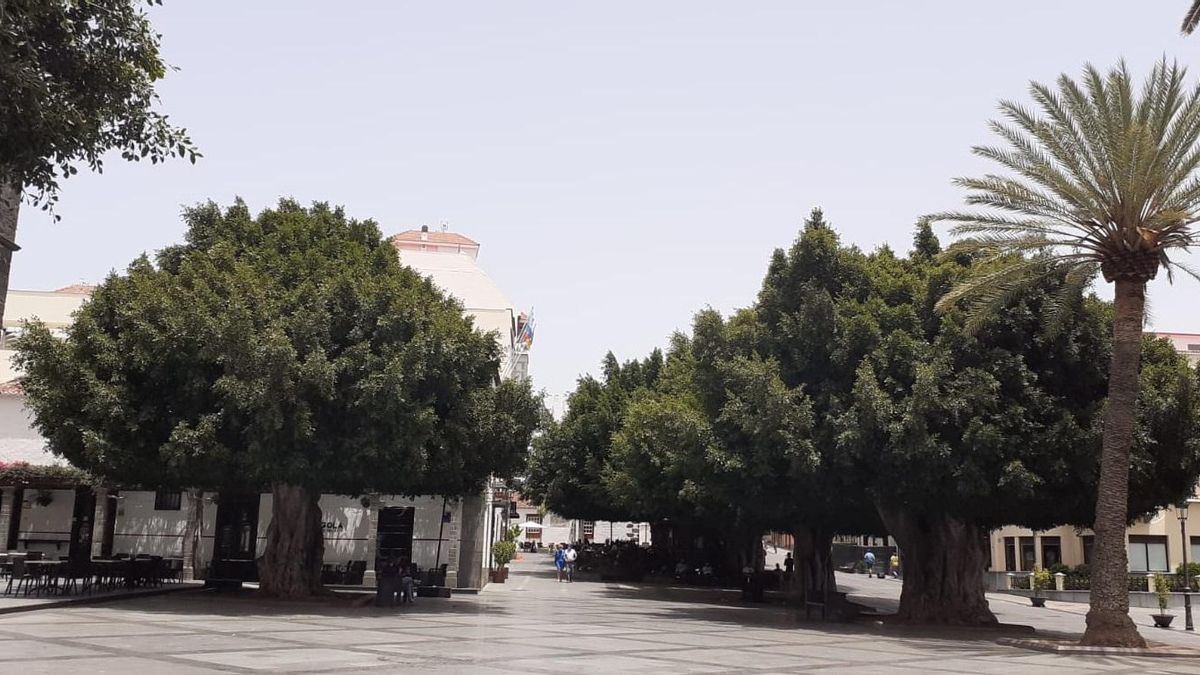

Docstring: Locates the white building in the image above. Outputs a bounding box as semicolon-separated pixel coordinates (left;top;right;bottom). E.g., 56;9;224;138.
0;228;528;590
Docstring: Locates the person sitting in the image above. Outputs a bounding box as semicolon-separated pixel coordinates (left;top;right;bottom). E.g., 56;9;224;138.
375;554;402;607
400;563;417;604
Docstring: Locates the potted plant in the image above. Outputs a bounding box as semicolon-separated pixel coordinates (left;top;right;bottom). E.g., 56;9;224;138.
491;539;516;584
1152;573;1175;628
1030;567;1052;607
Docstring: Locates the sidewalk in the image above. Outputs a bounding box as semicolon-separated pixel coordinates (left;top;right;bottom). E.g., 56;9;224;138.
0;582;199;614
837;571;1200;649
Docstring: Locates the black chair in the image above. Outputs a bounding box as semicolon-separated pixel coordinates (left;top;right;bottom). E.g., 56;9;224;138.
4;559;35;596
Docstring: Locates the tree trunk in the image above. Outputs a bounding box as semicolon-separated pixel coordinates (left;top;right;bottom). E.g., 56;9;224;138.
258;483;325;598
790;524;835;605
880;508;996;625
0;179;21;329
1081;279;1147;647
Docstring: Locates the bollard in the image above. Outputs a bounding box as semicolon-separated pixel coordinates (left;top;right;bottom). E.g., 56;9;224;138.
1054;572;1065;592
1005;572;1014;590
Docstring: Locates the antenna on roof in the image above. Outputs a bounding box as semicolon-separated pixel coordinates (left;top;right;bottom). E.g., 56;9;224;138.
440;221;449;233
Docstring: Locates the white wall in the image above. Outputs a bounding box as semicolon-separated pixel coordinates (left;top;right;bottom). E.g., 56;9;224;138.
16;488;74;556
111;491;188;557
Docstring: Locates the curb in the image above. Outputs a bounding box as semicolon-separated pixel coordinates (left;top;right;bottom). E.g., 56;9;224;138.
0;584;201;615
998;637;1200;658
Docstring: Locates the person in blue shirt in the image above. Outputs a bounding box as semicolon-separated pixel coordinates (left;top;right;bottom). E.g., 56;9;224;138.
864;550;876;575
554;544;567;582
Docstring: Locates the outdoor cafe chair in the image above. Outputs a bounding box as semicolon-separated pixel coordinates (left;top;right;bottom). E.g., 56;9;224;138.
4;558;35;596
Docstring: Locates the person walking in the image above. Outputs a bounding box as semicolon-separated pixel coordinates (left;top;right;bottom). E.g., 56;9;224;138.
889;552;900;579
565;544;578;582
863;549;876;576
783;552;795;590
554;543;566;582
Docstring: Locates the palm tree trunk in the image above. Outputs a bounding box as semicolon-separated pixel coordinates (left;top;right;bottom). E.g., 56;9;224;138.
0;178;21;329
1081;278;1147;648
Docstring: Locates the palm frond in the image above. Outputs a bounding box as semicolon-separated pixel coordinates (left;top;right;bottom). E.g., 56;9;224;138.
932;60;1200;327
1183;0;1200;34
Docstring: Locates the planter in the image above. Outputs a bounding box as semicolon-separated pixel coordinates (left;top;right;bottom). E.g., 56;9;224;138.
1152;613;1175;628
1030;597;1046;608
489;567;509;584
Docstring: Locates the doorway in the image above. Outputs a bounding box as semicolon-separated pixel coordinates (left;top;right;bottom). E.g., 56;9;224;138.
212;494;260;580
68;487;96;563
376;506;414;569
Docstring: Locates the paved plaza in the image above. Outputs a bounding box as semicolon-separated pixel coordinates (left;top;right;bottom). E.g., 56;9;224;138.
0;557;1199;673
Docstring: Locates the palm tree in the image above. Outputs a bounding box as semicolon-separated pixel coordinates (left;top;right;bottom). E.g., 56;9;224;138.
931;60;1200;648
1184;1;1200;34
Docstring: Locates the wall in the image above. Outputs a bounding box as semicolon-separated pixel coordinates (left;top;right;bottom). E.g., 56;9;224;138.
15;488;74;556
6;487;469;579
111;491;189;557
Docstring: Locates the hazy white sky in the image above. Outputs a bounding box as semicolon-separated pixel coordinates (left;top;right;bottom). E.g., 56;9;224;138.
13;1;1200;397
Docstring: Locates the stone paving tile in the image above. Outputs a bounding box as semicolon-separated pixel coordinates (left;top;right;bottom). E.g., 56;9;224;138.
0;620;191;638
498;633;684;653
883;653;1113;667
68;632;292;653
506;653;731;674
534;621;655;636
251;628;448;647
641;646;847;670
169;618;336;633
0;639;104;660
618;630;777;649
398;624;545;640
176;647;402;672
363;640;576;661
0;655;230;674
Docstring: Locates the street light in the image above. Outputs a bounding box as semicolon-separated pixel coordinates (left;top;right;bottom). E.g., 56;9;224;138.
1180;501;1194;631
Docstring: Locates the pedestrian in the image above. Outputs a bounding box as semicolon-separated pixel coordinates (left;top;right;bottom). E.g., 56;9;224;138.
401;562;417;604
565;544;578;582
375;554;402;607
889;552;900;579
554;543;566;582
784;552;795;585
863;549;876;576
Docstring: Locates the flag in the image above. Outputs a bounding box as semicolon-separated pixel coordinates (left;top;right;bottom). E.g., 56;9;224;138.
516;311;535;352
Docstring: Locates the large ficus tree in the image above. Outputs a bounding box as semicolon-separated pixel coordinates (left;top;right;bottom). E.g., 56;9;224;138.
931;60;1200;647
0;0;197;323
15;199;540;598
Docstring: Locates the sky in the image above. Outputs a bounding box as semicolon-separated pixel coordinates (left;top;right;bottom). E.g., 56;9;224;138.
12;1;1200;399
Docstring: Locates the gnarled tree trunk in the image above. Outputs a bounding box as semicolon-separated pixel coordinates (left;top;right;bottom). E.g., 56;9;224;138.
1081;279;1147;647
880;508;996;625
258;483;324;598
0;178;21;328
790;524;835;605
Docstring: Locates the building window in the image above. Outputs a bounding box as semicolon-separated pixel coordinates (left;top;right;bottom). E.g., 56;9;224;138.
1129;535;1169;572
154;490;182;511
1041;536;1062;568
1082;535;1094;565
582;521;595;540
1187;343;1200;352
1192;536;1200;567
525;513;542;541
1004;537;1017;571
1019;536;1036;571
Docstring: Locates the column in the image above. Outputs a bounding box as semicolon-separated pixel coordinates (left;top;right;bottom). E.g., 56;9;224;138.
361;496;380;588
90;488;108;558
180;489;203;582
0;488;10;553
444;500;461;588
456;491;486;589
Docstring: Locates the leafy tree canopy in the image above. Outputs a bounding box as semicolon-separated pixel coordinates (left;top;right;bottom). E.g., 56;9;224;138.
16;199;540;497
0;0;198;210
